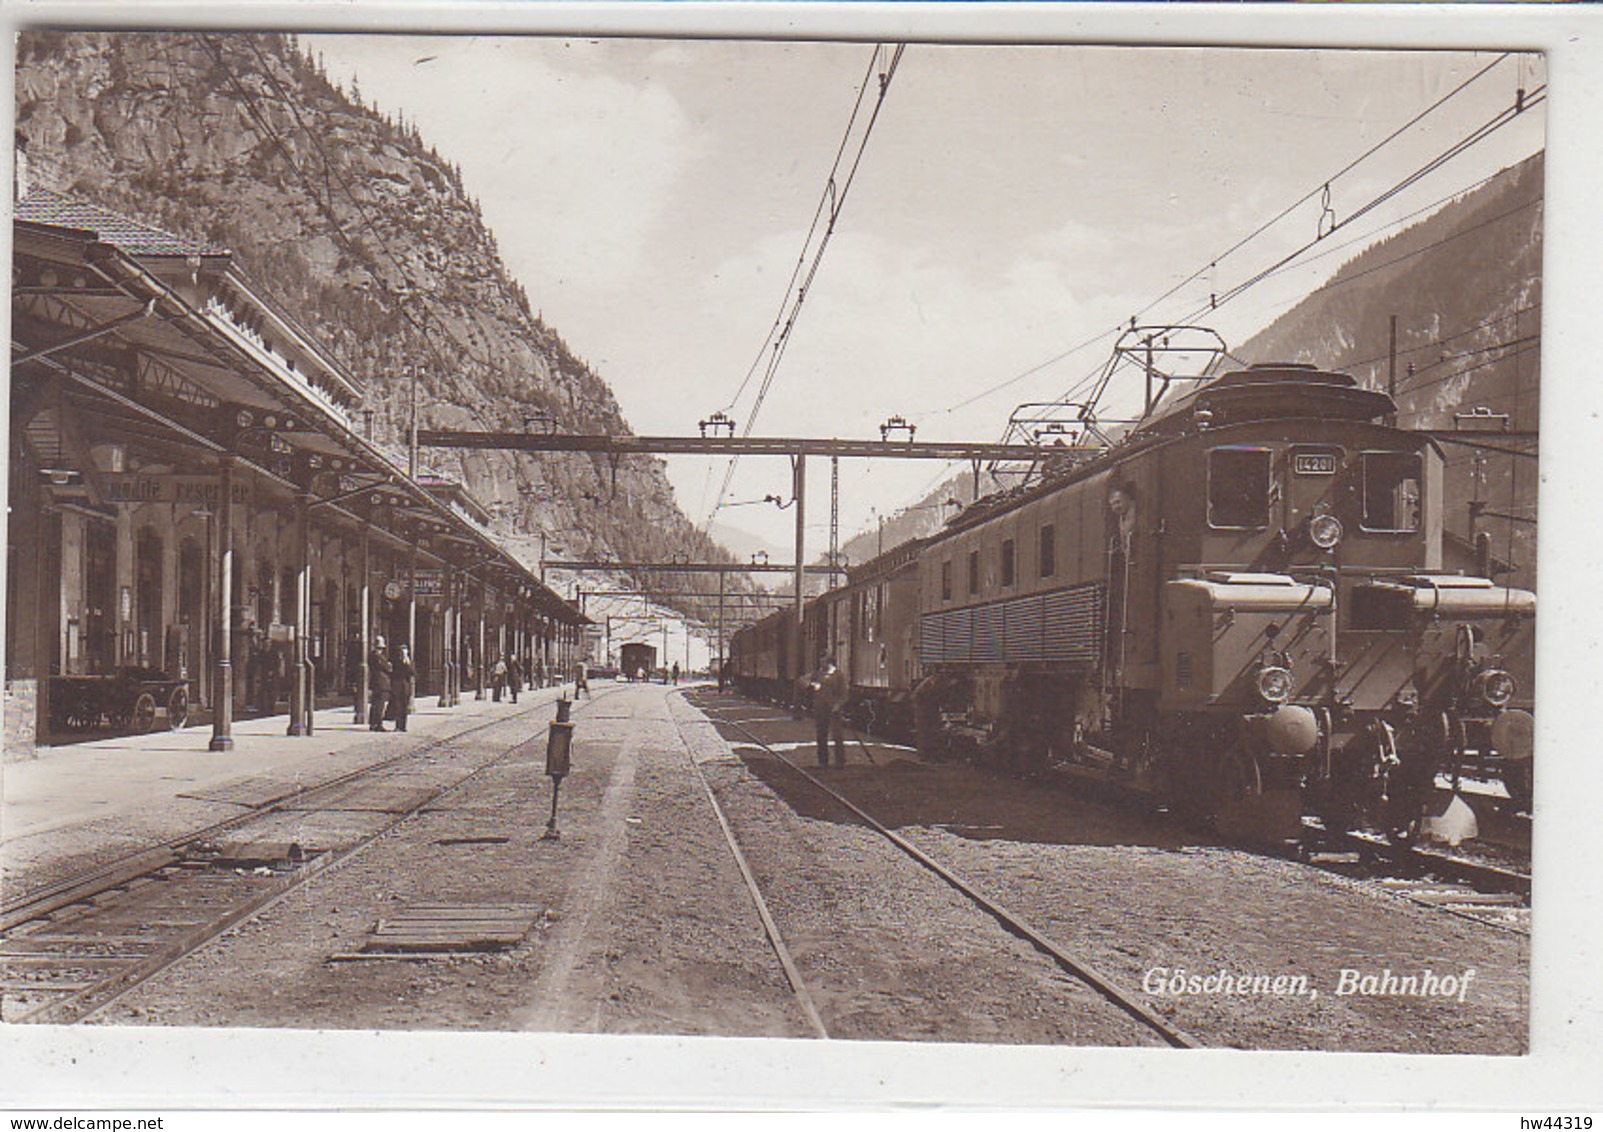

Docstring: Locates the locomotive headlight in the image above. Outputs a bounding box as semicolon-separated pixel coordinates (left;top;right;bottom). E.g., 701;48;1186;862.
1308;513;1344;551
1255;664;1294;704
1477;668;1517;708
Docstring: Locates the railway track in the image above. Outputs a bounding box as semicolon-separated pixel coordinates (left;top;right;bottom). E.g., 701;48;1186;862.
691;688;1531;1024
737;691;1533;936
0;687;621;1025
671;689;1198;1049
1302;829;1530;936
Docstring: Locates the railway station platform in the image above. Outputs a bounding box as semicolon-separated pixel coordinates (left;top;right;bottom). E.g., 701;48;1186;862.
2;683;579;856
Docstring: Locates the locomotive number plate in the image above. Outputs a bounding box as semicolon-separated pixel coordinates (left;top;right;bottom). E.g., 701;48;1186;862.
1293;453;1337;475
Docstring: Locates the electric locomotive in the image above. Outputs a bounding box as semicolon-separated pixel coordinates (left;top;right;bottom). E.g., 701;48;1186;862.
911;362;1535;837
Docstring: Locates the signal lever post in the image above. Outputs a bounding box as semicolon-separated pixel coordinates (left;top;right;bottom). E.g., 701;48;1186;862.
542;697;574;840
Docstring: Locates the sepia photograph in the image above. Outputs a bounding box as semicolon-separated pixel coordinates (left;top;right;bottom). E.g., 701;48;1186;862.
2;3;1598;1114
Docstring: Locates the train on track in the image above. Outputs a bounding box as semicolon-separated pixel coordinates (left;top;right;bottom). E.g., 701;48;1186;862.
727;361;1535;839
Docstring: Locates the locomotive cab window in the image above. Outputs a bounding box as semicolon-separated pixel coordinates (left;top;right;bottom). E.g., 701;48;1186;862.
1039;523;1056;578
1000;539;1016;588
1360;451;1422;532
940;560;953;602
1208;447;1273;529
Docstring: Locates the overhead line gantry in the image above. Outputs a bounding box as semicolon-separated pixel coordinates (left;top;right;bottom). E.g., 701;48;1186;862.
419;428;1053;682
415;431;1048;463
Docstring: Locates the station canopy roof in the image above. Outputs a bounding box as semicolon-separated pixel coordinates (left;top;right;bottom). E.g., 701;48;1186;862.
12;190;584;623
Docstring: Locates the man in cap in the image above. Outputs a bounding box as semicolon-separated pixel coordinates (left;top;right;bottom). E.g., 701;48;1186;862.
809;654;849;769
368;634;392;731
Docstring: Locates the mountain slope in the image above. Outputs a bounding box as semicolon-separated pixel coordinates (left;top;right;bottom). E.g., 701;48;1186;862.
1235;152;1541;586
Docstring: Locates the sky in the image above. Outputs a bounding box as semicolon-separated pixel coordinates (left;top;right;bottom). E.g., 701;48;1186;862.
307;34;1546;559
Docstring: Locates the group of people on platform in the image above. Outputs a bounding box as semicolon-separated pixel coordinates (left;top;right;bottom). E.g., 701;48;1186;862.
365;635;416;732
362;637;594;731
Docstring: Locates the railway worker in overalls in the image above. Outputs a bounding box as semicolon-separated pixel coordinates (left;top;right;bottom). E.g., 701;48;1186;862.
811;655;849;769
574;660;591;698
368;635;393;732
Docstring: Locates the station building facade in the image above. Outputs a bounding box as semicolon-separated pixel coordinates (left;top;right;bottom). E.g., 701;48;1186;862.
6;191;585;758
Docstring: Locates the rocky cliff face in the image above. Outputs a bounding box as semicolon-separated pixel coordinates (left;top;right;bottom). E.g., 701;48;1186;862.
14;30;743;616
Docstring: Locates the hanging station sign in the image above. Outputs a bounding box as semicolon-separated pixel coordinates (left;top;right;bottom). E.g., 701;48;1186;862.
413;570;445;596
378;572;446;599
103;475;255;508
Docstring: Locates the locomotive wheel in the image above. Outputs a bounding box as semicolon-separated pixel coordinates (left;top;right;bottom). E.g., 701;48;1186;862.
130;692;158;734
167;686;190;730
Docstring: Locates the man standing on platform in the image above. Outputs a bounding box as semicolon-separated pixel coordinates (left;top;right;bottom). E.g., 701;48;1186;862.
391;642;415;732
491;654;508;702
368;635;393;732
809;655;849;769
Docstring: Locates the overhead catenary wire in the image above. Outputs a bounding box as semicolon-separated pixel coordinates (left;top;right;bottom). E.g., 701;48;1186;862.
1199;169;1540;332
920;174;1540;513
1297;198;1541;307
934;156;1537;427
1132;52;1516;324
929;326;1122;419
719;46;892;417
1177;86;1545;327
1330;305;1540;384
1394;334;1541;400
705;43;907;530
923;53;1536;425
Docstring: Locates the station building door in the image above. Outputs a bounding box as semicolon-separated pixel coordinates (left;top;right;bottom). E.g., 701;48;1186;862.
84;519;116;675
135;525;163;671
384;604;434;696
177;536;204;688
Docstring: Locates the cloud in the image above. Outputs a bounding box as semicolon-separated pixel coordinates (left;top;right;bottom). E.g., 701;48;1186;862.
312;36;704;292
1039;217;1120;260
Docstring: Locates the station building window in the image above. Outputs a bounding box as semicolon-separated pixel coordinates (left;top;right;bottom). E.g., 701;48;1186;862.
1208;446;1273;529
1360;451;1423;532
1039;523;1056;578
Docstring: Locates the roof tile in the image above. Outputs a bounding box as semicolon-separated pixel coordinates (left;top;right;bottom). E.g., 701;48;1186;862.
15;188;227;257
